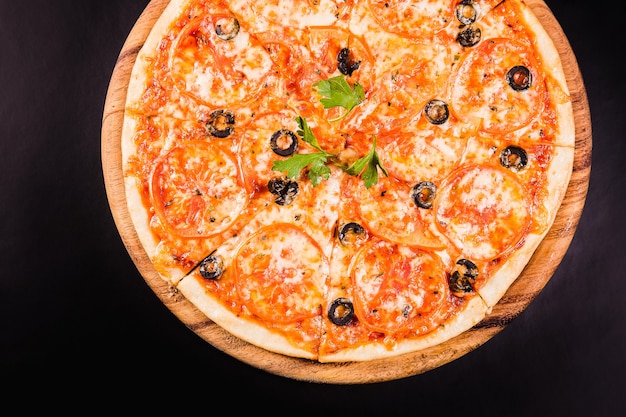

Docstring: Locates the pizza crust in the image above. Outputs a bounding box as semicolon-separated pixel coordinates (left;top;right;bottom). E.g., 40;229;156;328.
478;144;574;307
474;3;575;307
521;2;575;147
123;0;193;112
319;296;488;362
177;275;319;360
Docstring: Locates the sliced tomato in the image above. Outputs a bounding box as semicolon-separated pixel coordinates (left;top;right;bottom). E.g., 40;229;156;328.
379;128;467;184
342;42;451;135
253;30;299;73
353;176;445;249
435;164;531;260
307;26;376;89
367;0;455;40
234;224;327;323
238;109;301;191
168;15;273;107
249;0;344;28
150;142;249;238
450;38;546;134
350;240;448;333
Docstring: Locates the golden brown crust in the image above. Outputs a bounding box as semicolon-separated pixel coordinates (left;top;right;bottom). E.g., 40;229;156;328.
475;2;575;307
319;296;488;362
177;275;319;359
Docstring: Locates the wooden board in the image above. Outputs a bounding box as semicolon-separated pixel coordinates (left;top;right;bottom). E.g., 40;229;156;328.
101;0;591;384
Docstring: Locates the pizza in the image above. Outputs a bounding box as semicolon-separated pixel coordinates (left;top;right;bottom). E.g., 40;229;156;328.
120;0;575;362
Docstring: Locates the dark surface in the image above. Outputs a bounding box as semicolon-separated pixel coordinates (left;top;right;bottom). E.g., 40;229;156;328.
1;0;624;413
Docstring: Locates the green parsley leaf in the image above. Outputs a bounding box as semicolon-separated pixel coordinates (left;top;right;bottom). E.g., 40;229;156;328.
272;116;334;185
307;158;332;186
272;152;328;178
273;116;388;188
342;136;388;189
295;116;324;151
314;75;365;122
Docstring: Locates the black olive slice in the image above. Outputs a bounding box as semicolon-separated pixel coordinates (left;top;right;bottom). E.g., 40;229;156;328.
270;129;299;156
457;26;481;47
268;177;299;206
411;181;437;209
506;65;532;91
424;99;449;125
456;258;479;279
215;16;240;41
449;271;473;293
337;222;366;246
337;47;361;77
449;258;478;294
328;297;355;326
500;145;528;171
206;109;235;138
198;253;225;280
455;0;480;25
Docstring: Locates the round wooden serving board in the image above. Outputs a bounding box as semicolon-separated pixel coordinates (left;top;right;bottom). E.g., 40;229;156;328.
102;0;591;384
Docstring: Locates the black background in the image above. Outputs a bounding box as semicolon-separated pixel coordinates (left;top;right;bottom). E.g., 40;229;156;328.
1;0;624;413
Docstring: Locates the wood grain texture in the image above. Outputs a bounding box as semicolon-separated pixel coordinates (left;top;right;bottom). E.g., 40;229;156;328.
101;0;591;384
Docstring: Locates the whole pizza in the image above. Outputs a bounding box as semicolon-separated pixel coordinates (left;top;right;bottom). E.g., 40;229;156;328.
121;0;575;362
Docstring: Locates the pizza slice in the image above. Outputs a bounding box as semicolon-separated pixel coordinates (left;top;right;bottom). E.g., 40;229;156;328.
319;189;490;361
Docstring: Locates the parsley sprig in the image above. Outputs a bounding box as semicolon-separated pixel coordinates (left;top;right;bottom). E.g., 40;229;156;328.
341;135;388;188
314;75;365;122
272;117;334;186
272;75;387;188
272;117;388;189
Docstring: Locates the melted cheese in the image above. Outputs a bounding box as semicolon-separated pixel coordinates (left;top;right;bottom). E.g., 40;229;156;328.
122;0;571;362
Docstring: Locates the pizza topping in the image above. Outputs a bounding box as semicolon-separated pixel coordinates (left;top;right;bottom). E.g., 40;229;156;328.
341;135;388;189
238;110;300;189
355;175;444;248
350;241;447;333
435;164;531;260
314;75;365;122
306;26;375;93
450;38;545;133
273;116;387;188
448;258;478;295
273;150;333;186
455;0;480;25
168;15;273;107
328;297;356;326
337;222;368;246
233;224;327;323
214;16;240;40
247;0;341;28
270;129;299;156
455;0;482;46
268;177;299;205
342;41;451;135
367;0;455;40
205;109;235;138
457;26;481;47
198;252;225;280
411;181;437;209
379;128;467;184
499;145;528;172
506;65;532;91
424;99;450;125
337;47;361;77
150;142;248;237
456;258;479;278
272;117;334;186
